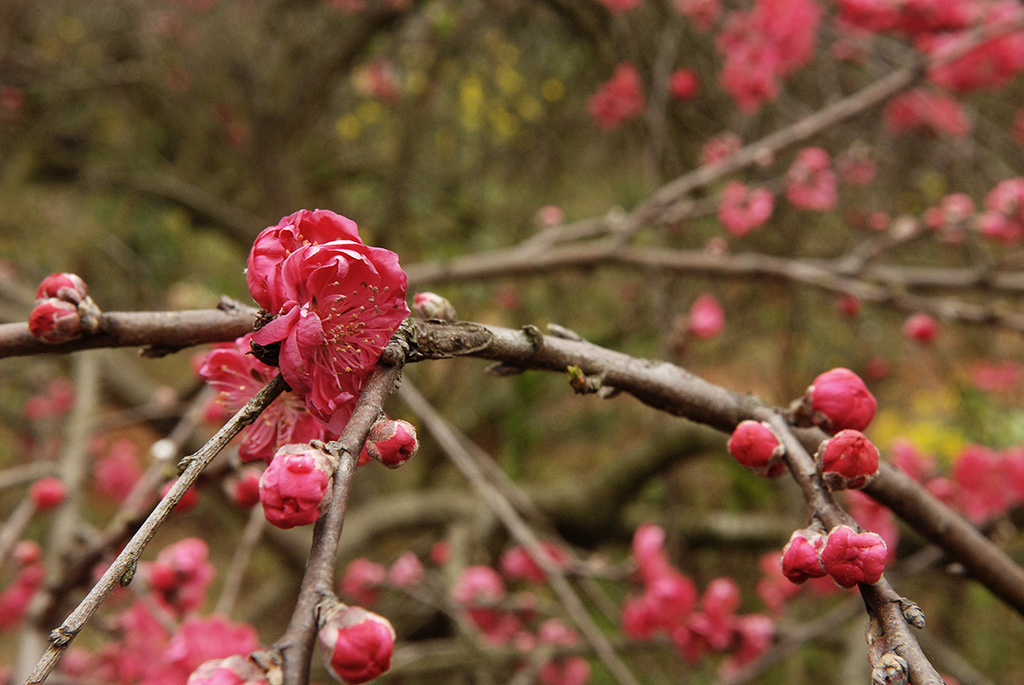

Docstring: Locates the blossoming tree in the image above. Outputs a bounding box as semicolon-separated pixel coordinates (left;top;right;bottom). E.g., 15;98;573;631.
4;0;1024;684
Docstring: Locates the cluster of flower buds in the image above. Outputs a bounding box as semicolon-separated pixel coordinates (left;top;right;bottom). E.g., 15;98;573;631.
317;602;396;684
361;418;419;469
727;420;786;477
259;443;336;529
781;524;887;589
28;272;102;344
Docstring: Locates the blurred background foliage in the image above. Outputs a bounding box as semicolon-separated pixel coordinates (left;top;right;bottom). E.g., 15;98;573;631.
3;0;1024;682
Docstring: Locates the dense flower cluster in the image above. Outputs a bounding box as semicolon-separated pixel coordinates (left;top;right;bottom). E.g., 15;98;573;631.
246;209;410;432
884;89;971;138
622;524;774;672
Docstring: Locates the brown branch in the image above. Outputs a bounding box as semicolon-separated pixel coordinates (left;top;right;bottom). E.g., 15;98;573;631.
272;334;408;685
0;299;257;359
404;318;1024;621
23;374;287;684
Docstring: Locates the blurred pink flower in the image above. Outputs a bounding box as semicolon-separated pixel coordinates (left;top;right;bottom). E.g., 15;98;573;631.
718;182;773;236
587;63;645;131
688;293;725;339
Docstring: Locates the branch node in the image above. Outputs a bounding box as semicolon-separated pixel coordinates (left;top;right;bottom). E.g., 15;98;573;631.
521;324;543;351
899;597;926;629
49;626;76;648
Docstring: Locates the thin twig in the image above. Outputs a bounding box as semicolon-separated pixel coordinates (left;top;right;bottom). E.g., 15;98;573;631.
399;380;643;685
214;504;267;618
23;374;287;685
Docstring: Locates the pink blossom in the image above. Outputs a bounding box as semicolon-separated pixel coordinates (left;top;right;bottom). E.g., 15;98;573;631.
429;540;451;565
36;272;87;303
718;182;774;236
668;69;700;100
951;445;1018;523
387;551;424;588
187;655;268;684
837;294;862;317
29;477;66;511
780;528;827;584
902;313;939;343
28;298;82;343
247;209;409;432
690;578;740;650
452;566;520;641
836;149;877;186
224;467;263;508
819;525;887;588
145;538;215;613
92;439;144;503
499;542;571;584
817;429;879;491
970;360;1022;393
805;367;878;432
728;614;775;667
164;616;260;683
924;3;1024;92
587;63;645;131
259;443;334;529
700;133;742;166
978;178;1024;244
890;440;934;483
13;541;42;566
534;205;566;228
687;293;725;339
318;605;395;684
538;656;590;685
0;561;45;630
884;89;971;138
785;147;838;211
341;558;387;606
727;420;786;477
845;490;900;560
199;334;337;463
24;376;75;420
756;552;803;612
363;418;419;468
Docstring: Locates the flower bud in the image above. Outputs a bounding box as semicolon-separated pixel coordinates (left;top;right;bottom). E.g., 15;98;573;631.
224;467;263;508
29;477;66;511
819;525;887;588
387;551;424;588
36;272;88;304
902;313;939;344
803;367;877;432
687;293;725;339
816;429;879;490
780;528;827;584
259;443;335;529
727;420;786;477
318;604;396;684
187;655;269;684
28;298;82;343
363;419;418;469
412;292;457;322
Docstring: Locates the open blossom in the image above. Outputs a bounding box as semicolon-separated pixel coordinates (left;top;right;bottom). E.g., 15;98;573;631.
785;147;838;211
199;334;338;463
145;538;215;613
587;62;645;131
318;604;396;684
247;209;410;432
884;89;971;138
259;443;335;529
978;177;1024;244
923;3;1024;92
718;182;773;236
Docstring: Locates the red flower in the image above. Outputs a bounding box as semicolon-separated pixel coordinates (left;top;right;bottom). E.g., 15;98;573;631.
247;210;409;432
318;605;396;684
198;334;337;463
780;528;827;584
587;63;645;131
819;525;886;588
804;367;877;432
259;444;335;529
816;429;879;490
727;420;786;477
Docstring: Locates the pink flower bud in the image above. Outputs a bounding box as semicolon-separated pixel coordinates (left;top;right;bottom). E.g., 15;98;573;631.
28;298;82;343
819;525;887;588
340;558;387;606
412;292;457;322
224;467;262;508
816;429;879;490
187;655;269;684
146;538;215;612
318;604;396;684
36;272;88;304
499;543;571;584
13;540;42;566
727;420;786;477
687;293;725;339
780;528;827;584
902;312;939;343
387;551;424;588
668;68;700;100
259;444;335;529
363;419;418;469
29;477;66;511
804;367;877;432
